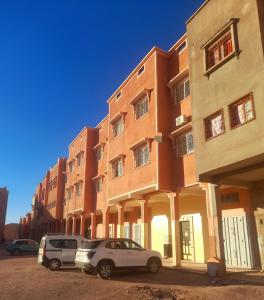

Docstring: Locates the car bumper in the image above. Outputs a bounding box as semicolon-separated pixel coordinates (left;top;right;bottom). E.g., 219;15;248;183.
38;255;50;267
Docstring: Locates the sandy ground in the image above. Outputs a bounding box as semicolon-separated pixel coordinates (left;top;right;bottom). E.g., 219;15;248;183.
0;245;264;300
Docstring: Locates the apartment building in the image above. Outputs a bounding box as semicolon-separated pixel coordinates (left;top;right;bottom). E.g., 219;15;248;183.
64;127;98;237
26;0;264;274
0;187;8;241
30;158;66;241
186;0;264;270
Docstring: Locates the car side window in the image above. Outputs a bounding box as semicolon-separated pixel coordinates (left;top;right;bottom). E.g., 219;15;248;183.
49;240;64;248
63;239;77;249
15;241;27;245
106;241;127;249
130;241;142;250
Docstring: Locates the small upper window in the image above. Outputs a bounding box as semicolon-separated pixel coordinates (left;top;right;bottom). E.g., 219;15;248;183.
174;76;190;103
207;31;233;69
177;41;187;53
204;110;225;140
134;144;150;167
134;96;149;119
116;91;122;100
176;132;194;157
229;93;255;129
137;65;145;77
112;118;124;137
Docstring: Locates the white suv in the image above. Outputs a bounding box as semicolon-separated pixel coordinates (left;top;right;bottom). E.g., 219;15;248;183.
38;234;88;271
75;238;162;279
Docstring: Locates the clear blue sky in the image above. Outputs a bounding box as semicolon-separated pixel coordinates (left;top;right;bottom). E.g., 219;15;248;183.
0;0;203;224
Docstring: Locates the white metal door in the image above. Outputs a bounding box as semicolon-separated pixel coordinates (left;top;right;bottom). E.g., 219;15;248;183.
222;215;253;268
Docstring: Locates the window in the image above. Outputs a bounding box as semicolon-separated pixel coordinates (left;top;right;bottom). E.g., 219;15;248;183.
176;132;194;157
134;96;149;119
112;118;124;137
76;152;84;167
116;91;122;100
174;76;190;103
63;239;77;249
112;159;123;178
134;144;150;167
95;177;102;192
229;93;255;129
207;31;233;69
49;240;64;248
123;240;143;250
66;186;73;200
177;40;187;53
41;189;45;201
75;181;82;197
204;110;225;140
68;160;74;173
96;146;103;160
137;65;145;76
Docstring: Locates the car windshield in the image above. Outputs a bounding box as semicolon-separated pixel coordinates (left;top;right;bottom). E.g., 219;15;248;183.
80;240;102;249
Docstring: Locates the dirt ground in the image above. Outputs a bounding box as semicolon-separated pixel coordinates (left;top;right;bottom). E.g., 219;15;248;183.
0;245;264;300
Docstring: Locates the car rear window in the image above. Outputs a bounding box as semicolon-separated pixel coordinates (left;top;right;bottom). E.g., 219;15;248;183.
80;240;102;249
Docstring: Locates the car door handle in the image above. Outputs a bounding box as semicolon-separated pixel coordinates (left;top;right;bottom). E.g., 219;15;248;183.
108;252;113;255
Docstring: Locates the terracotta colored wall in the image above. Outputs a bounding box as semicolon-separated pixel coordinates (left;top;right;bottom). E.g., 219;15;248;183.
95;117;109;212
108;53;158;200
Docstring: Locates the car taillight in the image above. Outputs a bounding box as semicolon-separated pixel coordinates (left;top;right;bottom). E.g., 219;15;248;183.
87;251;95;259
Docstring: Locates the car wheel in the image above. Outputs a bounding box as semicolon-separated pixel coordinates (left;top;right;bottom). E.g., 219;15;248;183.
13;249;21;256
147;258;161;273
49;259;61;271
97;261;113;279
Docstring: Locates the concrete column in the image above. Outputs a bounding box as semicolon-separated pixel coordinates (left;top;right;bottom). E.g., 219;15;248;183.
202;183;226;275
117;204;124;238
65;218;71;234
103;208;110;238
140;200;150;249
80;215;85;237
91;213;96;239
72;216;77;235
169;192;181;266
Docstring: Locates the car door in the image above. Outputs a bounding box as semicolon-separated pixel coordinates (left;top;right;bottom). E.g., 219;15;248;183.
123;240;147;266
61;239;78;265
104;240;131;267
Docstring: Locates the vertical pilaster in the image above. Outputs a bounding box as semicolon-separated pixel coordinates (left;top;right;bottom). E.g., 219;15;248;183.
202;183;226;275
140;200;150;249
91;213;96;239
72;216;77;235
103;208;110;238
80;214;85;237
117;204;124;238
169;192;181;266
65;218;70;234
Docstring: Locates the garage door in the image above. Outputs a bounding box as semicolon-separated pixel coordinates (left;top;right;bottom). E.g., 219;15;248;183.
222;215;253;268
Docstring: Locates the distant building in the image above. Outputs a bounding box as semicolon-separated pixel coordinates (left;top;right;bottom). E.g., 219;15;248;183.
4;223;19;242
0;187;8;241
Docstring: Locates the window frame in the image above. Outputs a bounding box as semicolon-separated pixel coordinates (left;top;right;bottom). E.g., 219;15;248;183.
95;177;103;193
228;93;256;130
112;158;124;179
133;143;150;168
176;131;194;157
202;18;239;77
134;95;149;120
204;109;226;141
112;117;124;137
173;76;190;104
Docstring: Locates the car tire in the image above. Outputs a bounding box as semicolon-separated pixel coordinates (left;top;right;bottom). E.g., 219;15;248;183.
13;249;21;256
97;261;114;279
147;257;161;273
49;259;61;271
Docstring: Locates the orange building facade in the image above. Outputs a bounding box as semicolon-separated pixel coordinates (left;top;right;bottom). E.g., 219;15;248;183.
24;0;264;273
0;187;8;241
